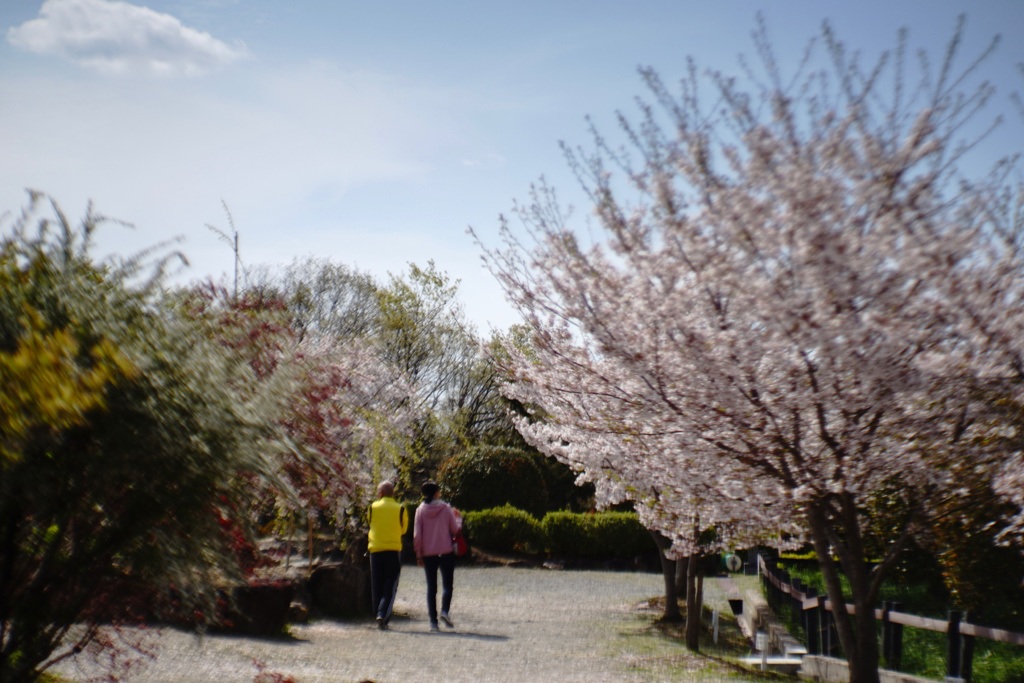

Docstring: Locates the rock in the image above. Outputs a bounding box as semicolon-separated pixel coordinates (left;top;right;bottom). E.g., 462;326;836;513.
288;600;310;623
307;535;371;618
224;582;295;636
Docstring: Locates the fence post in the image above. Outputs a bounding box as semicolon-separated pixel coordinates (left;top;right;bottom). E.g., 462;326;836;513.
947;610;962;681
962;611;975;683
777;569;790;612
805;589;821;655
882;600;891;664
890;601;903;670
769;575;777;610
795;582;806;645
764;559;776;608
823;600;840;657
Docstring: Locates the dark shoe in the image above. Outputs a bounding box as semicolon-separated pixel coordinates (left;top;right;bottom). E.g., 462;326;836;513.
429;622;440;633
440;612;454;628
376;616;386;630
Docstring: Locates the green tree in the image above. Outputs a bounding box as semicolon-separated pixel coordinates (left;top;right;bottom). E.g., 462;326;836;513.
247;256;382;341
439;445;550;517
372;262;485;487
244;257;541;504
480;326;595;512
0;195;296;683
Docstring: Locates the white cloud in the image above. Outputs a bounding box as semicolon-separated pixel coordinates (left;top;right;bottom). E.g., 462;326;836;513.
7;0;249;77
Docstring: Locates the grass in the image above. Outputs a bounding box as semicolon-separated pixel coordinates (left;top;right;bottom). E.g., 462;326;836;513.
613;577;794;682
775;563;1024;683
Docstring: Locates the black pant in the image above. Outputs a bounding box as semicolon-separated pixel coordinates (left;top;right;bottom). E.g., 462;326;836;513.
422;553;455;625
369;550;401;622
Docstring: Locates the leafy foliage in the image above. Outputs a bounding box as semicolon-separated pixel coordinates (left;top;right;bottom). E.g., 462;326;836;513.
462;505;544;554
542;511;656;559
462;506;656;559
779;561;1024;683
0;194;297;683
177;270;422;546
0;306;134;468
249;257;509;500
439;445;550;517
248;257;382;341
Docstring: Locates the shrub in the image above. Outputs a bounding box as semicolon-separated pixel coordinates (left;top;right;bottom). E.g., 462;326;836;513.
0;194;299;682
463;505;544;554
537;458;596;512
440;446;550;517
592;512;659;558
543;511;656;559
543;511;600;557
463;506;658;559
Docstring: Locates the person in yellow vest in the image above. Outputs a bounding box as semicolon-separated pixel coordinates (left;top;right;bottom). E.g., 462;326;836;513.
367;480;407;630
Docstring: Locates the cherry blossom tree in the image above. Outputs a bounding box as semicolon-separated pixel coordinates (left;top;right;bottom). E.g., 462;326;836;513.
180;283;419;538
492;341;800;647
475;19;1020;682
997;459;1024;542
288;333;419;520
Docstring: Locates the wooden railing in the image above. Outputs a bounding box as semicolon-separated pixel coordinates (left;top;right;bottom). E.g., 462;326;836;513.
756;554;1024;682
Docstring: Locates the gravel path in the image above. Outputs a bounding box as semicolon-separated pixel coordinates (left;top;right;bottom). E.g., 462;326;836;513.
56;566;746;683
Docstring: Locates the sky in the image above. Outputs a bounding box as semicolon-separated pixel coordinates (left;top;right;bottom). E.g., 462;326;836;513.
3;0;1024;334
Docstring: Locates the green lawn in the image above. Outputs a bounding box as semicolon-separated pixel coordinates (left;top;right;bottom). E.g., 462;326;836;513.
773;563;1024;683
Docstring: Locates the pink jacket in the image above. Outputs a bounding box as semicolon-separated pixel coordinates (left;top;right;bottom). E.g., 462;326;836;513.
414;500;462;558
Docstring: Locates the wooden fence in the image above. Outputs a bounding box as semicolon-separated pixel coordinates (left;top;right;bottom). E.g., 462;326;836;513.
755;554;1024;682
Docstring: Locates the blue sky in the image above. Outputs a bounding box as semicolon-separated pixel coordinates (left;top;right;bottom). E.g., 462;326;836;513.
3;1;1023;333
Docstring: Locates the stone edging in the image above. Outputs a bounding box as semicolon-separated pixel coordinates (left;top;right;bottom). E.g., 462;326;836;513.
799;656;936;683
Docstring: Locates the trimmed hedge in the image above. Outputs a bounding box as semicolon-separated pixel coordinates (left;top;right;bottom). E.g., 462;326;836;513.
464;506;657;559
463;504;544;554
543;511;657;559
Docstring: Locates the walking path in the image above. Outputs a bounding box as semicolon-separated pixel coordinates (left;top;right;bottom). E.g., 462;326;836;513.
57;566;744;683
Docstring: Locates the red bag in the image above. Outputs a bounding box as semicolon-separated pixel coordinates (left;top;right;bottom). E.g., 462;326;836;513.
453;529;469;557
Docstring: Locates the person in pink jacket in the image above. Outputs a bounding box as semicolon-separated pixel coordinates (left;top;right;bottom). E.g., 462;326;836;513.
413;481;462;632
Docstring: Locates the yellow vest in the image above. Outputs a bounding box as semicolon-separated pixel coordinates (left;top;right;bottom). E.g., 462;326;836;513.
368;497;407;552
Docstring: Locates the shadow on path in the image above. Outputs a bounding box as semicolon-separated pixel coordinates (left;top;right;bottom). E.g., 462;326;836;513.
389;630;510;642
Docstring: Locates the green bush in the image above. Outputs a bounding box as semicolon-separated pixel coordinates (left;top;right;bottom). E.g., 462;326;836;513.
537;458;596;513
543;511;657;559
543;511;599;557
463;505;658;559
463;504;544;554
440;446;550;517
0;195;301;680
593;512;659;558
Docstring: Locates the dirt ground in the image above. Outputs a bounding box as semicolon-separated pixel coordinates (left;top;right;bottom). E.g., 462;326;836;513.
54;566;760;683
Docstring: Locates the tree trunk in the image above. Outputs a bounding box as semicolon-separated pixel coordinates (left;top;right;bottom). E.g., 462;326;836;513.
674;553;687;596
840;493;883;683
684;553;700;651
806;503;881;683
308;513;315;579
696;573;704;619
850;598;882;683
649;530;682;621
